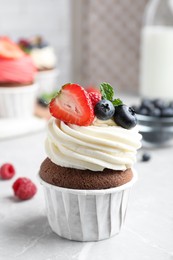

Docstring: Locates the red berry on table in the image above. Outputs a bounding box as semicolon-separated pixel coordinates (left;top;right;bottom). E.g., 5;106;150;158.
0;163;15;180
49;83;94;126
89;92;102;107
12;177;37;200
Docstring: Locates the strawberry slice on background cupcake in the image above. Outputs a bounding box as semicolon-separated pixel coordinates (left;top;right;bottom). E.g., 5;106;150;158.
0;36;24;60
0;36;36;86
18;36;58;97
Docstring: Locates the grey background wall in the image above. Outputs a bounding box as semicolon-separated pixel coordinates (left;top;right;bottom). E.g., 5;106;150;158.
0;0;149;94
72;0;149;94
0;0;71;86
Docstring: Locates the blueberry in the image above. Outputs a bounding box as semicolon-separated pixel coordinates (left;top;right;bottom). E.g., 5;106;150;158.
152;99;167;109
37;98;48;107
138;106;149;115
38;41;48;48
141;99;154;110
139;99;156;116
34;36;48;48
169;101;173;108
131;105;139;113
94;100;115;120
161;107;173;117
150;108;161;117
27;44;34;50
139;100;163;116
141;152;151;162
113;105;137;129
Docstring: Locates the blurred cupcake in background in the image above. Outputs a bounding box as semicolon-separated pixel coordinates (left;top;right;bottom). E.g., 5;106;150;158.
18;36;59;97
0;37;37;118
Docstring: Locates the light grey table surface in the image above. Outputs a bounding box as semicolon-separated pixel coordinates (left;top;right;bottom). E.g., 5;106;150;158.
0;125;173;260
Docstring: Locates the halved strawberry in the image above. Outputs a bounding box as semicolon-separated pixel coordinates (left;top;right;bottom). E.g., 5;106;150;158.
0;37;24;59
49;83;94;126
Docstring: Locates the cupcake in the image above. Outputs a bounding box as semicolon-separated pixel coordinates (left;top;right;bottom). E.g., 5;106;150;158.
0;37;37;118
18;36;59;96
39;83;142;241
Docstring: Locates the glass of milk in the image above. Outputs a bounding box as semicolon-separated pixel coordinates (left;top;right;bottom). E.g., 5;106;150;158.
140;0;173;99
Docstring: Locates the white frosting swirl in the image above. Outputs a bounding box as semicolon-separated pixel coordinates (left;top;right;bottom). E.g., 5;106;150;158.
30;46;57;70
45;118;142;171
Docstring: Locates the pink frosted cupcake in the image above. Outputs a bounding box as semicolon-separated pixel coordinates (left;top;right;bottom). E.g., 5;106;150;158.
19;36;59;96
0;37;37;118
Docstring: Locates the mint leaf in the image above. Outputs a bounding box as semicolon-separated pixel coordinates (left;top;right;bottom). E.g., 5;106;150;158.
112;98;123;106
100;82;114;101
99;82;124;107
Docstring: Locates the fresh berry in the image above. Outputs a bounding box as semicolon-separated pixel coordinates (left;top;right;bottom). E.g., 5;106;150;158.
114;105;137;129
169;101;173;108
89;92;101;107
141;99;154;111
133;98;173;118
161;108;173;117
37;98;48;107
18;39;33;52
0;163;15;180
49;83;94;126
38;41;48;49
153;99;167;109
141;152;151;162
94;100;115;120
18;39;31;48
138;106;149;116
86;86;100;94
12;178;37;200
34;36;48;48
0;37;24;59
150;108;161;117
140;101;154;115
131;105;139;113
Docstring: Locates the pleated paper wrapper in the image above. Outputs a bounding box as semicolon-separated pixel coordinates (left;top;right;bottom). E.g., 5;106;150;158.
39;170;137;242
36;68;59;96
0;83;38;118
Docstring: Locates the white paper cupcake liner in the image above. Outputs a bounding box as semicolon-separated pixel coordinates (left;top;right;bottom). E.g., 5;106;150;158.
0;83;38;118
36;68;59;96
38;169;137;242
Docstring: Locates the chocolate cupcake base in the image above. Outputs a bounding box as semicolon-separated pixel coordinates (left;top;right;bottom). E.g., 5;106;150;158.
39;158;133;190
0;81;34;87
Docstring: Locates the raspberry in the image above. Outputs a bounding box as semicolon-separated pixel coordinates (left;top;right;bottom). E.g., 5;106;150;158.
87;87;100;94
12;177;37;200
0;163;15;180
89;92;102;107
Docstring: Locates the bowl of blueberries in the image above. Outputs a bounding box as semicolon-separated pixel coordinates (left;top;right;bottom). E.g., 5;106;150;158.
133;98;173;145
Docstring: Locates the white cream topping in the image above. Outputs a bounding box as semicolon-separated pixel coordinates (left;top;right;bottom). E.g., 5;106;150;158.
92;118;118;126
30;46;57;70
45;118;142;171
